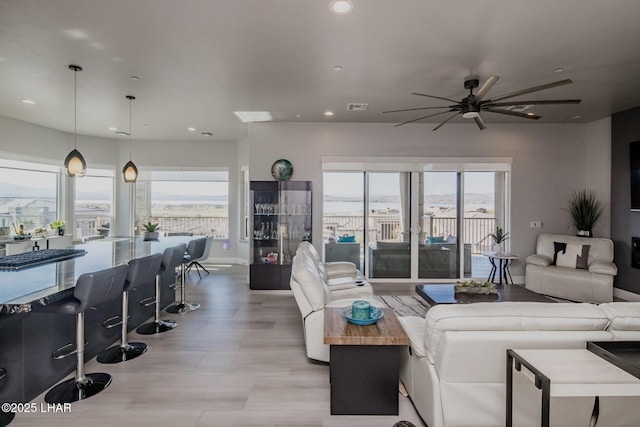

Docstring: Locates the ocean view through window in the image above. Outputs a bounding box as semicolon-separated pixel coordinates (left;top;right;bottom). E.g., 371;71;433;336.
135;170;229;238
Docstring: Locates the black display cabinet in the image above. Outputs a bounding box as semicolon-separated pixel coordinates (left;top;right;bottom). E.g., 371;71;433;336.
250;181;312;290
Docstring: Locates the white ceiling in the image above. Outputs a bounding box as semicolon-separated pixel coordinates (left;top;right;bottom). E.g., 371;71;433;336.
1;0;640;141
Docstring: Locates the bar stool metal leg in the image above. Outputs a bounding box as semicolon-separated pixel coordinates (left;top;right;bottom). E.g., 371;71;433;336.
136;274;177;334
97;290;147;363
166;262;200;314
45;312;112;404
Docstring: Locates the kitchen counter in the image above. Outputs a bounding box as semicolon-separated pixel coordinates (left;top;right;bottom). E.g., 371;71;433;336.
0;236;193;314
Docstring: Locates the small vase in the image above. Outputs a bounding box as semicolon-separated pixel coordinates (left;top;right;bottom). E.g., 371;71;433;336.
576;230;592;238
493;243;502;254
57;228;64;236
143;231;159;241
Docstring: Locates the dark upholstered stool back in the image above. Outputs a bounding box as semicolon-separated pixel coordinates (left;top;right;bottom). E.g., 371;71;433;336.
126;253;163;291
186;237;206;262
73;264;129;312
162;243;187;272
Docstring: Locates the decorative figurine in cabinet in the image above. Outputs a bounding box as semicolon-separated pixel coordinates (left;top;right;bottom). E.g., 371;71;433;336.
250;181;312;290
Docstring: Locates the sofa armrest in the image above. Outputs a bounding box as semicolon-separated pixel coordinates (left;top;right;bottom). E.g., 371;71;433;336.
326;276;357;290
397;316;427;357
325;262;357;278
526;254;552;267
589;261;618;276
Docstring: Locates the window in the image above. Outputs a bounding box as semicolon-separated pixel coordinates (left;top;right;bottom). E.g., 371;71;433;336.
241;167;249;241
74;169;114;239
0;159;59;235
135;170;229;238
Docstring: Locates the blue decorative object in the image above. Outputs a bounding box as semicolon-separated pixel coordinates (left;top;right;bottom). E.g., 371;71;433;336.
338;235;356;243
341;306;384;326
271;159;293;181
351;300;371;320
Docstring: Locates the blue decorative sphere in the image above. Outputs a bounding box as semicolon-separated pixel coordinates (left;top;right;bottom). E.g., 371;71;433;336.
271;159;293;181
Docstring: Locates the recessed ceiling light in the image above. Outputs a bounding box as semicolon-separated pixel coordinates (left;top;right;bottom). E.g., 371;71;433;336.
130;76;140;80
233;111;273;123
572;115;582;119
20;99;36;105
553;68;565;73
334;66;343;71
526;112;536;116
330;0;354;14
108;126;118;131
296;114;302;118
324;111;335;117
187;127;197;132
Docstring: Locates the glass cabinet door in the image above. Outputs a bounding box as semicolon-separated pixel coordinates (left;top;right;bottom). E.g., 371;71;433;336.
250;181;312;290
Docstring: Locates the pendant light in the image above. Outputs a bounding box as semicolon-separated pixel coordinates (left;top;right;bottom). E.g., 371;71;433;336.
122;95;138;183
64;65;87;177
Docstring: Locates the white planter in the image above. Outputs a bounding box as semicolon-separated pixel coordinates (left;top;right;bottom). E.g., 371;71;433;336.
493;243;502;254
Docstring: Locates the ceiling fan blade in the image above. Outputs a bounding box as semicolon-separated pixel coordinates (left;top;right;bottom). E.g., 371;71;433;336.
487;79;573;103
383;106;453;114
432;112;460;131
394;109;458;127
412;92;460;103
475;75;500;101
474;115;486;130
485;108;541;120
485;99;581;107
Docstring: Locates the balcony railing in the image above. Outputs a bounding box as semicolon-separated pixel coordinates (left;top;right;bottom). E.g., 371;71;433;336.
324;215;496;254
144;216;228;238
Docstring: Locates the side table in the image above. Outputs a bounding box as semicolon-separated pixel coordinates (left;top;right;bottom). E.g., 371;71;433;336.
482;251;519;284
506;348;640;427
324;307;409;415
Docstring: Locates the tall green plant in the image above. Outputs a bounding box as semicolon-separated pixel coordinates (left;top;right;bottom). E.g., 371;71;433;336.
568;189;604;231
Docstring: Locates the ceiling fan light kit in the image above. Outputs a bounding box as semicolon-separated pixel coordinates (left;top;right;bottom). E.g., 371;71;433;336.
384;75;581;131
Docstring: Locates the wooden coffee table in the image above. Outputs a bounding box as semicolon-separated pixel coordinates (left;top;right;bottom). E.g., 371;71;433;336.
415;283;556;305
324;307;409;415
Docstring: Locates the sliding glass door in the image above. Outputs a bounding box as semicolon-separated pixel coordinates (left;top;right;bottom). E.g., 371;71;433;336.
323;161;510;282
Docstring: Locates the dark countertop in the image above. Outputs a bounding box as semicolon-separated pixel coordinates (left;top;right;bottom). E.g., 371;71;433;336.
0;236;194;315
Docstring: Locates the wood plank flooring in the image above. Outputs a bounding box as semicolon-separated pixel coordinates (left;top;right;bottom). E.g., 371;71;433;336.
10;265;426;427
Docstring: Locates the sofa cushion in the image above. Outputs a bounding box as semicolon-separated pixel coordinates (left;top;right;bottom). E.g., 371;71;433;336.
424;302;609;362
552;241;590;269
338;235;356;243
291;253;327;311
426;236;446;244
536;233;613;264
599;302;640;331
589;261;618;275
525;253;552;267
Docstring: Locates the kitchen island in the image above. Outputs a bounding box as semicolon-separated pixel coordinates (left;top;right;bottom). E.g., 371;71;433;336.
0;236;193;404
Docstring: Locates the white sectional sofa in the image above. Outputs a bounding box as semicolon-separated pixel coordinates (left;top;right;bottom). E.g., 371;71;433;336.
525;233;617;303
398;302;640;427
290;243;378;362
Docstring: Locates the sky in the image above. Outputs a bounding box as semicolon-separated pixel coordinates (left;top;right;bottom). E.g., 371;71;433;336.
323;171;495;197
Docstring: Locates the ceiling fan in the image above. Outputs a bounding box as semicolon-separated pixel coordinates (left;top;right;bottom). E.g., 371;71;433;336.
383;75;581;131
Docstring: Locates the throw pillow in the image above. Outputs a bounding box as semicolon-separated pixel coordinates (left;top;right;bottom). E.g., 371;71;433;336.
552;242;590;269
427;236;446;244
338;235;355;243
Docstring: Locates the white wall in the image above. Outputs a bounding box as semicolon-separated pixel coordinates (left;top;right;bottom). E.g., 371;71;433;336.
583;117;612;238
247;121;606;277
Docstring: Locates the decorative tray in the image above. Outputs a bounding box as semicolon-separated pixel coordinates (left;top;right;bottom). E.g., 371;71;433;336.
454;280;497;294
341;306;384;326
587;341;640;379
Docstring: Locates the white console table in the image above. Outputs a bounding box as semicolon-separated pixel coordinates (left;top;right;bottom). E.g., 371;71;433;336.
507;348;640;427
4;235;73;255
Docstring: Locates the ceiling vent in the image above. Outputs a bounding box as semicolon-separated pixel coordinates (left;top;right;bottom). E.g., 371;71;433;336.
347;103;368;111
504;104;533;113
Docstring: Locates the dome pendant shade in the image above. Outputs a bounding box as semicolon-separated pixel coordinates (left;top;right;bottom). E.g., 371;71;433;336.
64;148;87;177
122;160;138;183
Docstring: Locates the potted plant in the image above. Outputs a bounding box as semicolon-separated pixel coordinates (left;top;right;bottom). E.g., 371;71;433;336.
50;220;66;236
34;227;48;238
142;222;160;241
12;222;31;240
568;189;604;237
489;226;509;253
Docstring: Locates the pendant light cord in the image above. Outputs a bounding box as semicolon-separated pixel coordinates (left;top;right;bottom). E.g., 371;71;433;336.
129;96;132;160
74;68;77;150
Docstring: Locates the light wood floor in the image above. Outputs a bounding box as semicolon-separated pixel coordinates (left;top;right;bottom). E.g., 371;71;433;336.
11;264;427;427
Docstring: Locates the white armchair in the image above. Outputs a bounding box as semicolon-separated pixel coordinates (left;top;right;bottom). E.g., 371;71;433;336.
290;249;377;362
525;233;617;303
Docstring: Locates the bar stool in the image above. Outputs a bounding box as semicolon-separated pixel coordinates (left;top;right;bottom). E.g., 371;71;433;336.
35;264;129;404
0;367;15;425
97;253;163;363
166;238;204;314
135;244;185;335
186;235;213;277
